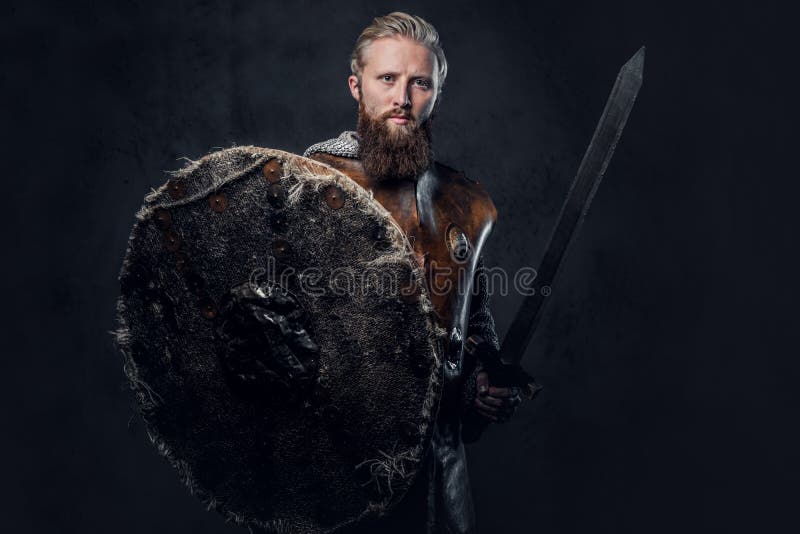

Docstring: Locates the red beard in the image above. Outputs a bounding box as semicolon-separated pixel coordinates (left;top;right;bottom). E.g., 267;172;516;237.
356;100;433;182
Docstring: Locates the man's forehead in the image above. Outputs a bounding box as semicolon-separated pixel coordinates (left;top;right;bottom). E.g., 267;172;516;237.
361;36;436;76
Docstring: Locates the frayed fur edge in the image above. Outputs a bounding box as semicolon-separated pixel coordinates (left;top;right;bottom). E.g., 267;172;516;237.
138;146;295;220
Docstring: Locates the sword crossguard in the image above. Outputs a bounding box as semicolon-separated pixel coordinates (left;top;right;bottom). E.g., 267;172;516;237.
464;334;542;399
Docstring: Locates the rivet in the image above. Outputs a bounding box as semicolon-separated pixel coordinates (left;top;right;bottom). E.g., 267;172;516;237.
372;226;391;250
167;179;186;200
322;184;345;209
268;183;284;205
270;212;287;231
272;239;291;261
262;159;283;183
198;297;217;319
209;192;228;213
163;230;181;252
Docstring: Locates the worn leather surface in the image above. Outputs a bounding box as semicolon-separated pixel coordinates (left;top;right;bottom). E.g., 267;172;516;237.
307;153;497;327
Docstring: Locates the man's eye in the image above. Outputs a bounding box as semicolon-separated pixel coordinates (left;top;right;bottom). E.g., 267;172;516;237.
382;75;393;82
414;79;431;89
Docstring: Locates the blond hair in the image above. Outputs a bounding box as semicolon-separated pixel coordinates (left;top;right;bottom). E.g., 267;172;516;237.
350;12;448;94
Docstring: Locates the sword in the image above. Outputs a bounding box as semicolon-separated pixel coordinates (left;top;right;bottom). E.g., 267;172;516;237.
464;47;645;405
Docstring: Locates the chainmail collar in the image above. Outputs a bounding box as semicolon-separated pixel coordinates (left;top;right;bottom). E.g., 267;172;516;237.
303;131;361;159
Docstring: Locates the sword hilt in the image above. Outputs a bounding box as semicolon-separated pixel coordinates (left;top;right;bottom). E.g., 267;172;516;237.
465;334;542;397
461;335;542;443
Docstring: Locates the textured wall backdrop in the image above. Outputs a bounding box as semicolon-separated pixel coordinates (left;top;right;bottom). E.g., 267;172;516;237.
2;1;797;533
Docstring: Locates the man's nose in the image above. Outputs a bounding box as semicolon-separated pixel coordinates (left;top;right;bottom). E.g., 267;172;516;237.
392;83;411;110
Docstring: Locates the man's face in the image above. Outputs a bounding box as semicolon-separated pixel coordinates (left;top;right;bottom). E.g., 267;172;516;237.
349;36;439;180
349;36;438;132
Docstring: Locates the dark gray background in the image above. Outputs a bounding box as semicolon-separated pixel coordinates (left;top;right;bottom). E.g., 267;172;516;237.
3;1;797;532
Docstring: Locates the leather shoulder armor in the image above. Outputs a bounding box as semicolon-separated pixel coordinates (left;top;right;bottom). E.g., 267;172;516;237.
307;153;496;330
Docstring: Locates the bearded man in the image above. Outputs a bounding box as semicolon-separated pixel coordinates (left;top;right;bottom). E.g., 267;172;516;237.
303;12;523;534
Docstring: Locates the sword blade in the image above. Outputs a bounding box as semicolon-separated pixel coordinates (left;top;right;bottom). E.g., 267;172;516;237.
501;47;645;366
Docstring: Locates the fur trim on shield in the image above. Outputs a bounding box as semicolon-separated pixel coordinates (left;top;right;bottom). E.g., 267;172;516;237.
112;145;447;534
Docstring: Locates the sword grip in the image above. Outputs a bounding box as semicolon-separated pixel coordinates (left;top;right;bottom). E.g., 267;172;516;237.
464;334;542;396
461;335;542;443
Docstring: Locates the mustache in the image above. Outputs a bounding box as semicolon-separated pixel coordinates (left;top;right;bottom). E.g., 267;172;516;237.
379;108;414;121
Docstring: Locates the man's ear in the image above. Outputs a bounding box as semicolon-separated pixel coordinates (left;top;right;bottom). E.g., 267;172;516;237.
348;75;361;102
